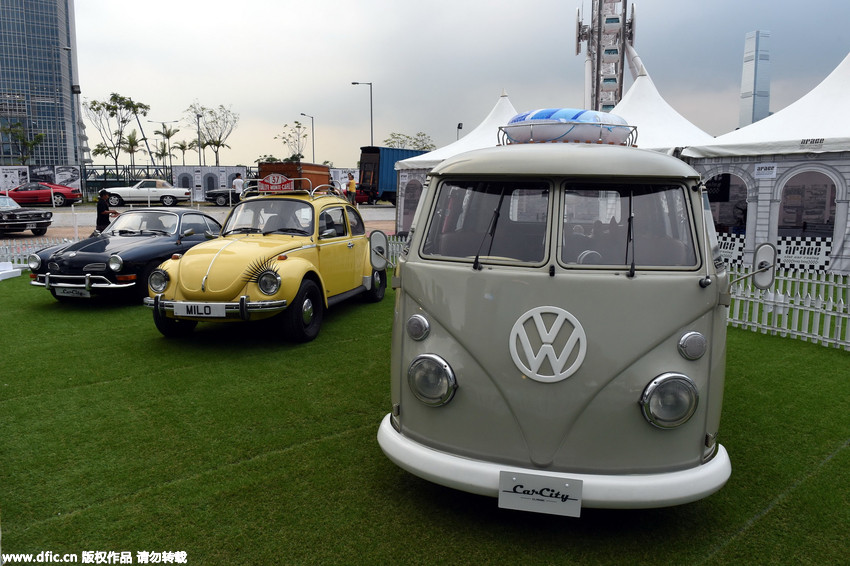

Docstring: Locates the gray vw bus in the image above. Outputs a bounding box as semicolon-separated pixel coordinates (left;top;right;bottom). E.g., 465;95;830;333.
378;119;737;517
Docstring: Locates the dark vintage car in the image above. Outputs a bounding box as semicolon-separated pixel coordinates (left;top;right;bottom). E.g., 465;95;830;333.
204;187;242;207
0;195;53;236
2;182;82;206
28;208;222;301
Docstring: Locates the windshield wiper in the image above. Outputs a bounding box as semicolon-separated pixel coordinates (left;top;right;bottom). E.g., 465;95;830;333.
225;227;261;235
626;191;636;278
263;227;310;236
473;188;507;271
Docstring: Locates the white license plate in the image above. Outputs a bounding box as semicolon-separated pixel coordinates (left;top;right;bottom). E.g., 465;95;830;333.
174;302;226;318
498;471;583;517
26;223;37;229
54;287;91;298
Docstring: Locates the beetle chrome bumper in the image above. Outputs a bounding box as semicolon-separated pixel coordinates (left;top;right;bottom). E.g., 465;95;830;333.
377;414;731;509
143;294;288;321
31;273;135;290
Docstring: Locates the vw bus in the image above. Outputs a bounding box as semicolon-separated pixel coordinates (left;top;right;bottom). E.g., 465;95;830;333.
378;111;751;517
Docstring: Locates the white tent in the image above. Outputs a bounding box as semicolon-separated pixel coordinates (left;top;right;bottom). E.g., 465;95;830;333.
395;91;518;171
684;51;850;158
613;46;714;153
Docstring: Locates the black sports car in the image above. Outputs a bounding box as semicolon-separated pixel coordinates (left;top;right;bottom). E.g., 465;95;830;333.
0;195;53;236
28;208;221;301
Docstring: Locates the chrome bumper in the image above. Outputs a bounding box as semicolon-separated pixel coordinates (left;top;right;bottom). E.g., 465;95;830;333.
143;294;288;321
31;273;135;290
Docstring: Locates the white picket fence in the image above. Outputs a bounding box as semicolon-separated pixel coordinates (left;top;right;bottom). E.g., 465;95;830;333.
1;237;74;265
727;266;849;350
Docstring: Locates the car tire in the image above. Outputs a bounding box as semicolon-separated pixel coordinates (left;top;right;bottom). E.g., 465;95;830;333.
52;193;66;206
283;278;324;342
160;195;177;206
31;228;47;236
215;195;227;206
364;269;386;303
108;195;123;207
153;308;197;338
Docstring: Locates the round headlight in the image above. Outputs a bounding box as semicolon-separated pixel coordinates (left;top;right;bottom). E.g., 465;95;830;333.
257;270;281;295
27;254;42;271
108;254;124;272
148;269;169;293
406;314;430;341
640;373;699;429
408;354;457;407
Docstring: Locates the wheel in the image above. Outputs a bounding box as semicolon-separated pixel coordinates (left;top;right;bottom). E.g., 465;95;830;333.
160;195;177;206
364;269;386;303
153;308;197;338
215;195;227;206
52;193;66;206
31;228;47;236
577;250;603;264
108;195;123;207
282;279;324;342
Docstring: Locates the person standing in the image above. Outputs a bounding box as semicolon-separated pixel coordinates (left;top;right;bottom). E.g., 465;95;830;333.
232;173;244;200
346;173;357;206
96;189;119;233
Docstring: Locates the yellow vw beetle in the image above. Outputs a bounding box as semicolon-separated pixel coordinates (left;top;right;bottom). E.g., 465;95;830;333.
144;182;389;341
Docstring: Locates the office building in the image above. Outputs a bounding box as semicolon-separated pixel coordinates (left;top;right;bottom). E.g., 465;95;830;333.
0;0;87;166
739;30;771;128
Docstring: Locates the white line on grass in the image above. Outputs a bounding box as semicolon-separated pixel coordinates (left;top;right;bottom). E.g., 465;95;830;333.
697;436;850;565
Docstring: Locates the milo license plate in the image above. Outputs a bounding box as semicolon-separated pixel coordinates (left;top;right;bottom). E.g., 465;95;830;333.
498;471;583;517
174;302;226;318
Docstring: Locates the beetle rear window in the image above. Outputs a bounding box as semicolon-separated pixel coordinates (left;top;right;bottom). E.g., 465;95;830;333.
422;180;549;263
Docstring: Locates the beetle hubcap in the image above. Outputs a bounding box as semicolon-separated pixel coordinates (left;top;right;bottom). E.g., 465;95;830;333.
301;298;314;325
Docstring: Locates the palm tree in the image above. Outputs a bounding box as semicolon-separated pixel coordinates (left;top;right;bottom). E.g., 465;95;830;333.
121;129;146;177
154;123;180;172
154;141;172;167
172;140;193;166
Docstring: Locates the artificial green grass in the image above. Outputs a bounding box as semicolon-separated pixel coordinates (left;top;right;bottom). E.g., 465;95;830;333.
1;274;848;565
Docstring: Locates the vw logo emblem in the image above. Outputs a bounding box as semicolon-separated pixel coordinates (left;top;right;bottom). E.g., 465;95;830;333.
509;306;587;383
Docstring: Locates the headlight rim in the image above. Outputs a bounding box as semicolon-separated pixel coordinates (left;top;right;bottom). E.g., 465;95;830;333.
27;253;42;271
107;254;124;272
407;353;458;407
148;269;169;294
257;269;282;296
640;372;699;429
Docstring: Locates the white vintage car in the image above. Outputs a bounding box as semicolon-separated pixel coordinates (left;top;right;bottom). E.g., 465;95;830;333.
106;180;191;207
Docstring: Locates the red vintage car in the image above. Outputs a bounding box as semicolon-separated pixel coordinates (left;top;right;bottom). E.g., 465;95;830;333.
2;182;82;206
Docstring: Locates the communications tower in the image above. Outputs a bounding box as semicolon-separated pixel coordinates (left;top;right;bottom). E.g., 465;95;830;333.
576;0;636;111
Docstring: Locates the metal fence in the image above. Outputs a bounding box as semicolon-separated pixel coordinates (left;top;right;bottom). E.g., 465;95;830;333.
1;237;73;265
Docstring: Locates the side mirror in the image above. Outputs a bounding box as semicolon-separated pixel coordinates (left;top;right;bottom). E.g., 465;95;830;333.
182;228;195;238
370;230;389;271
752;242;777;290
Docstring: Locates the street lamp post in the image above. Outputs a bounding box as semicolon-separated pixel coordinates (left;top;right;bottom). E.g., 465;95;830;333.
457;122;463;140
300;113;315;163
351;82;373;146
196;113;203;166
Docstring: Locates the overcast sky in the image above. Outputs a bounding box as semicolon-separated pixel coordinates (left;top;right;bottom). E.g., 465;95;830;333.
73;0;850;169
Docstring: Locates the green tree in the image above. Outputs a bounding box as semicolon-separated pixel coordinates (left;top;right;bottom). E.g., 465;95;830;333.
120;129;146;174
154;141;172;166
84;93;150;174
0;122;45;165
275;121;308;162
185;102;239;167
172;140;193;166
383;131;435;151
255;154;281;163
153;123;180;171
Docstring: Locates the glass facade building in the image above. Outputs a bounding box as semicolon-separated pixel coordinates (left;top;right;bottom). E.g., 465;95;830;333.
0;0;87;166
